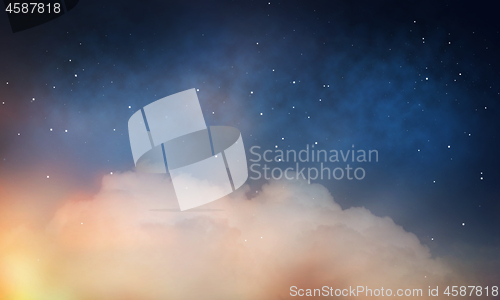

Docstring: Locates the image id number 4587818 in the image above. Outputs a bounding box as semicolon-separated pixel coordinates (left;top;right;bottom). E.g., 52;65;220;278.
6;2;62;14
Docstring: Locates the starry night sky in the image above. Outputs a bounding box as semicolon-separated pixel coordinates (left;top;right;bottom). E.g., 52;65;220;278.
1;0;499;287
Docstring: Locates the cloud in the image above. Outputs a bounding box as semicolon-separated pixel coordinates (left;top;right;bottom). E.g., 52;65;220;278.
0;172;472;299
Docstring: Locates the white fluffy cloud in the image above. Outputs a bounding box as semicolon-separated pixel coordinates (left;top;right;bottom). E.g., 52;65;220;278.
1;172;470;299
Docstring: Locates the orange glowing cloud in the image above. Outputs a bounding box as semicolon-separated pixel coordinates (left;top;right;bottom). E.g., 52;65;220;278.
0;172;477;299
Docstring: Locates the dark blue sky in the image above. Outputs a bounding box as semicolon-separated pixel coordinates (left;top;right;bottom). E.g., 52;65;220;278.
0;0;499;278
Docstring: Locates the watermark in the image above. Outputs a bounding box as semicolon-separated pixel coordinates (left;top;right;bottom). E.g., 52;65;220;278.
4;0;80;33
128;89;377;210
128;89;248;211
290;285;423;297
249;144;378;183
289;285;499;297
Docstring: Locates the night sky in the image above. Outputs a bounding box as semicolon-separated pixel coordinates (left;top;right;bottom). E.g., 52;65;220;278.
0;0;499;298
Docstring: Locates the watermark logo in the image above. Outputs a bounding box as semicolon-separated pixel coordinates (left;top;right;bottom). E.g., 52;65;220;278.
249;144;378;183
5;0;79;33
128;88;248;211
